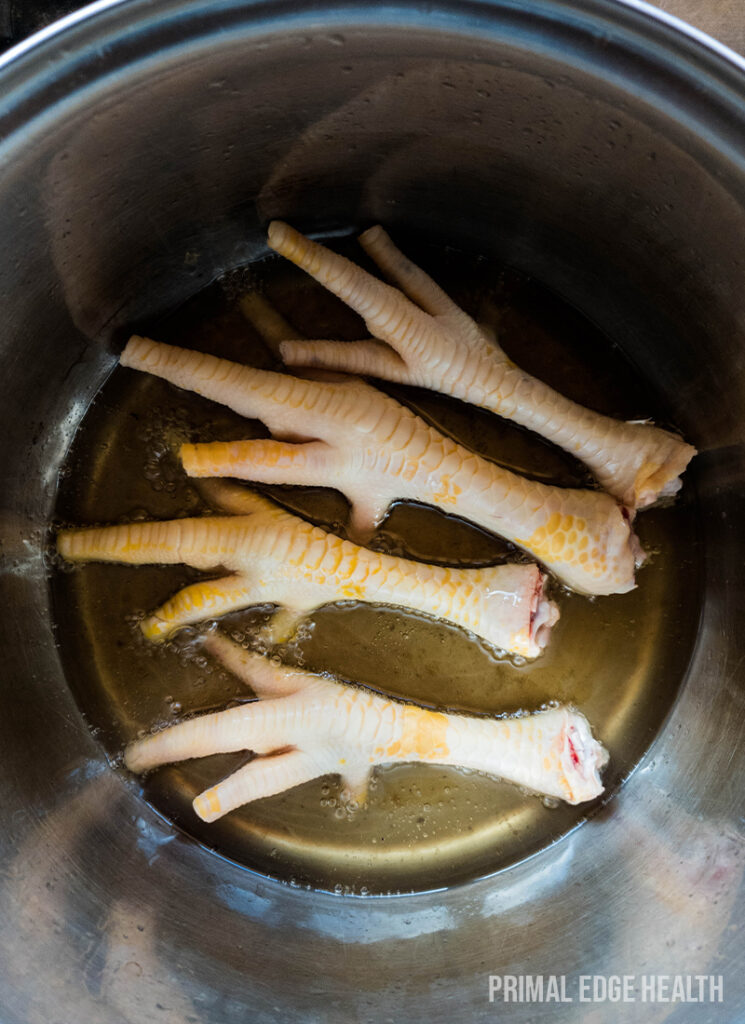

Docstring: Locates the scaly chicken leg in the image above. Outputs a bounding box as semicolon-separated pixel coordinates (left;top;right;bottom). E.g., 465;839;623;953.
269;221;696;509
124;633;608;821
57;480;558;656
119;336;641;595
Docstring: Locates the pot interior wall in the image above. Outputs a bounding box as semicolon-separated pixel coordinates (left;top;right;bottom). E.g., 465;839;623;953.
1;3;744;1021
4;17;744;473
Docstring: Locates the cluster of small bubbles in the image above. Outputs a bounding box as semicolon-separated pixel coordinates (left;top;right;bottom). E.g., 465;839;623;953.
148;715;173;733
44;540;79;574
294;620;316;644
369;532;408;558
322;788;362;822
136;405;195;495
251;636;269;657
126;507;153;522
331;882;358;896
125;609;147;641
24;528;42;548
45;516;79;559
109;750;125;770
220;264;263;304
170;630;208;668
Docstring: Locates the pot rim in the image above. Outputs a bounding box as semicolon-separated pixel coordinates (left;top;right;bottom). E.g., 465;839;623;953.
2;0;745;121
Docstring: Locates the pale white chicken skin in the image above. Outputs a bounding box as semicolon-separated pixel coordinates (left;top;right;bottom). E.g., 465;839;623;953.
125;634;608;822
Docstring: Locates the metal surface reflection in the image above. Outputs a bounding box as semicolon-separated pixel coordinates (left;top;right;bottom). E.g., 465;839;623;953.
0;1;744;1021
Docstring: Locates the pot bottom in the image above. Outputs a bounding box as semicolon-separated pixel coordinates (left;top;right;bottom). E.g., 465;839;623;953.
50;232;701;893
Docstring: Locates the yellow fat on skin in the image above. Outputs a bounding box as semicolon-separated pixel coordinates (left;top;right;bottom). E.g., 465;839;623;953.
124;636;608;822
119;335;641;594
57;480;557;656
269;221;696;510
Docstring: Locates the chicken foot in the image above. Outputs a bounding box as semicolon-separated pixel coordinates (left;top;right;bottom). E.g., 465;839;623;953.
57;479;558;656
269;221;696;510
124;633;608;821
120;336;641;595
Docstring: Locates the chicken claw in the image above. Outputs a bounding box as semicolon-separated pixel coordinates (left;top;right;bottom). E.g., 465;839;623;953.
57;480;558;656
124;634;608;821
120;336;641;595
269;221;696;510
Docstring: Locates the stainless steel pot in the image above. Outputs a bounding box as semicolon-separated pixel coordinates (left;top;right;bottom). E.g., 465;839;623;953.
1;1;744;1021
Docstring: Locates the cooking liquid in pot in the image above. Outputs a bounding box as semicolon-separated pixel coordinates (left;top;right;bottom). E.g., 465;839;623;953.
51;234;701;894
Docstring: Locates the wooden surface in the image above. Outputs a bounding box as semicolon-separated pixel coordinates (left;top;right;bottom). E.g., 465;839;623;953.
653;0;745;55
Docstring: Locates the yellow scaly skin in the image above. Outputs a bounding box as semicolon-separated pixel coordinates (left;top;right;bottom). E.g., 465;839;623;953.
124;634;608;821
269;221;696;510
57;480;558;656
120;336;641;595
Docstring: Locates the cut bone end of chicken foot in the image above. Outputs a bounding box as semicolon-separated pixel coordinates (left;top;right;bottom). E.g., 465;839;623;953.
57;478;559;656
267;222;696;510
123;639;607;821
556;710;610;804
115;333;642;595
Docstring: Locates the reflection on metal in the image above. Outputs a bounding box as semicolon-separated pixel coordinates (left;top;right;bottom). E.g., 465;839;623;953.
0;1;744;1021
